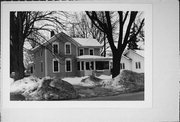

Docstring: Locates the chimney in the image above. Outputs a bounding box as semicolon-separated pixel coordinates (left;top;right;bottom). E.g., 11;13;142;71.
50;31;55;37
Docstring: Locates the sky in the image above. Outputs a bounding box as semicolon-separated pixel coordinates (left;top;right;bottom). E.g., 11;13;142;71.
24;11;145;51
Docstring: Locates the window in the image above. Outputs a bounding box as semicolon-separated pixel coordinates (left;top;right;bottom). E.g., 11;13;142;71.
95;61;109;70
77;62;80;70
135;62;141;69
30;66;33;73
86;62;90;70
90;61;94;70
53;59;59;72
65;59;72;72
52;42;59;54
81;61;84;70
89;48;94;55
65;42;71;55
40;62;43;72
120;63;125;69
79;48;84;56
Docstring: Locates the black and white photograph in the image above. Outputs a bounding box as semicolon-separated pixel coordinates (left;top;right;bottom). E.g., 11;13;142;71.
9;10;145;101
1;1;179;122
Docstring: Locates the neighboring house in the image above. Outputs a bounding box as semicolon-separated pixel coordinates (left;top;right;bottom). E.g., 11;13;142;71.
31;32;112;78
120;49;144;73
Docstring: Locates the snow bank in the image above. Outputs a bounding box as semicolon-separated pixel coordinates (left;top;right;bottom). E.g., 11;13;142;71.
10;76;78;100
63;75;112;87
101;70;144;91
97;75;112;80
62;76;88;85
10;76;40;96
26;78;78;100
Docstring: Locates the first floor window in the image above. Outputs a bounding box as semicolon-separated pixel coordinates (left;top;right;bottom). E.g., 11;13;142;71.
90;61;94;70
135;62;141;69
120;63;125;69
95;61;109;70
30;66;33;73
81;61;84;70
40;62;43;72
86;62;90;70
77;62;80;70
53;59;59;72
66;59;72;72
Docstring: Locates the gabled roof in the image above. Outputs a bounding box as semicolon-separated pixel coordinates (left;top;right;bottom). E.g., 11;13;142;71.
134;50;144;57
31;32;64;52
122;55;132;60
124;49;144;58
31;32;102;52
72;38;102;47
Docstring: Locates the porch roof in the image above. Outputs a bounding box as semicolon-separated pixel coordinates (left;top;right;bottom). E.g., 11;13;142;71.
77;55;112;60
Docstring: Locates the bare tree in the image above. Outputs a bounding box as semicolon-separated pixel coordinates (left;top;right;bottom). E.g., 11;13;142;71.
10;11;67;80
86;11;144;78
68;12;108;56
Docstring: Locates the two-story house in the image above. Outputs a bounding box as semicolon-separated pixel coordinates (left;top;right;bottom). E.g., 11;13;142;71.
31;32;112;78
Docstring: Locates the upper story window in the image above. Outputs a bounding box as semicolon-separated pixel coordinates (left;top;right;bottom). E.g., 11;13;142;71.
89;48;94;55
135;62;141;69
52;42;59;54
65;42;71;55
79;48;84;56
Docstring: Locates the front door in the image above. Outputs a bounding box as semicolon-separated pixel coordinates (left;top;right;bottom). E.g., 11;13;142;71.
84;61;93;76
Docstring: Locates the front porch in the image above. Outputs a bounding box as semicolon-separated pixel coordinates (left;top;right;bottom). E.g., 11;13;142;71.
76;55;112;76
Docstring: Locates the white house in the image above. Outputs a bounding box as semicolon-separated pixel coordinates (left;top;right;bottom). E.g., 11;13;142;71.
120;49;144;73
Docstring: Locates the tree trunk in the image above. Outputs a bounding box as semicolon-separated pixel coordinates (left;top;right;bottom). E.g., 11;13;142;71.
111;53;121;78
12;41;25;81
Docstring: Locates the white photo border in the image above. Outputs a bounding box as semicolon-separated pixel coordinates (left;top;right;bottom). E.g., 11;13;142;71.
1;2;152;108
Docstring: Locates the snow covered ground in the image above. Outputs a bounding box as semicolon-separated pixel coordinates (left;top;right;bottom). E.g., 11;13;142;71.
62;76;88;85
62;75;112;85
10;75;112;94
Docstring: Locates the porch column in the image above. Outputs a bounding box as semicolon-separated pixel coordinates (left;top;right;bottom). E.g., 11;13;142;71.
80;61;81;71
93;61;96;70
109;61;111;70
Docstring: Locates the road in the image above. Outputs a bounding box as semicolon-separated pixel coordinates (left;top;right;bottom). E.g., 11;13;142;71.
77;91;144;101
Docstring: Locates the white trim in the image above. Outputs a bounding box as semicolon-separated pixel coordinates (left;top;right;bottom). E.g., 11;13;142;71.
40;61;43;72
79;48;84;56
89;48;94;55
52;58;60;73
65;58;72;72
76;46;78;56
40;49;43;57
45;48;48;76
52;42;59;54
64;42;71;55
